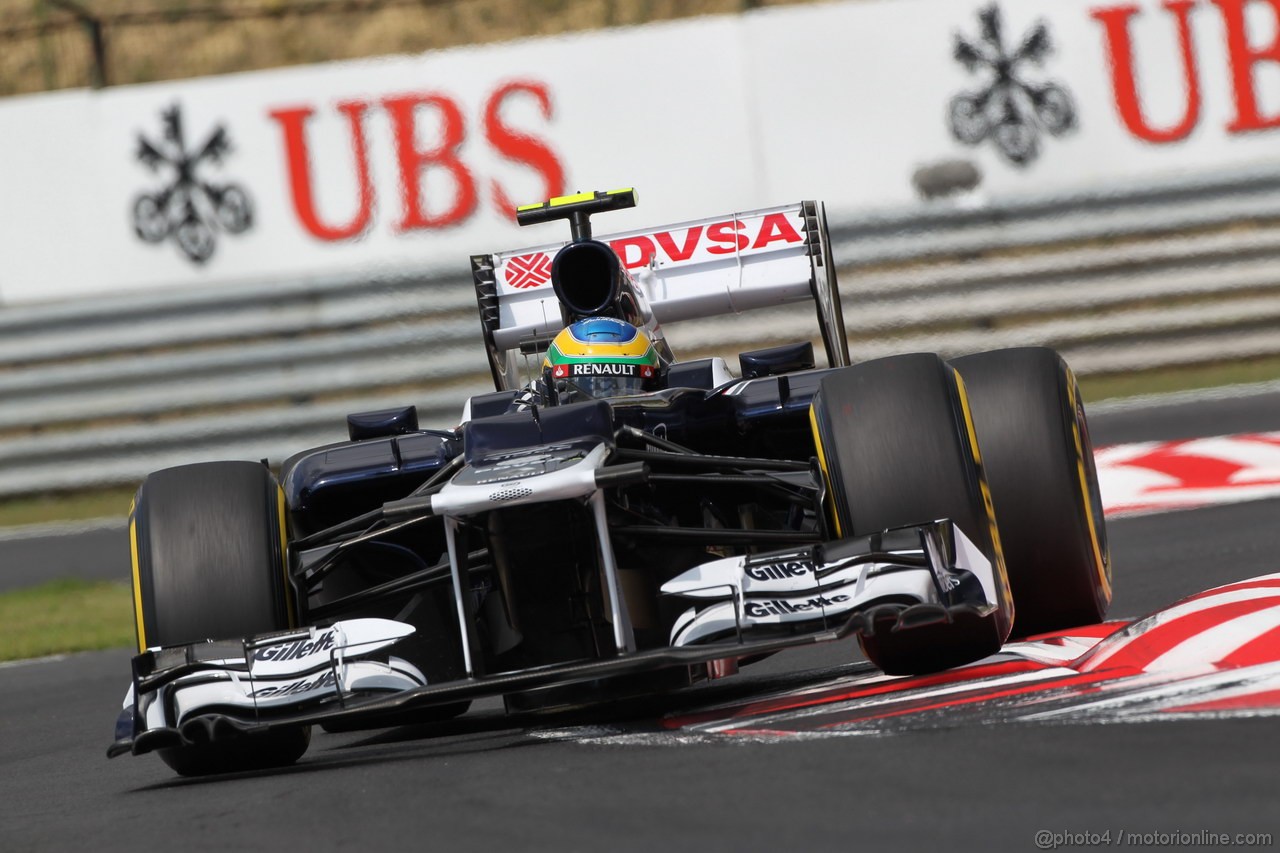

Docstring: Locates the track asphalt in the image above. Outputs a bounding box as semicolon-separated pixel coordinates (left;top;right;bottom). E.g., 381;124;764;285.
3;388;1279;851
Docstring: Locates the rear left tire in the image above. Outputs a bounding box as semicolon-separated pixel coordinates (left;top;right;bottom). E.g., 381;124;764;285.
950;347;1111;636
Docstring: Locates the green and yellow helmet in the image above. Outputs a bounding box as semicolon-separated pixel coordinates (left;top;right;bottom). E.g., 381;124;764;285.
543;317;662;400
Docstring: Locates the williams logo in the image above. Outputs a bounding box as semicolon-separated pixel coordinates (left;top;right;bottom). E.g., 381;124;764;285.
132;104;254;264
948;5;1077;166
505;253;553;289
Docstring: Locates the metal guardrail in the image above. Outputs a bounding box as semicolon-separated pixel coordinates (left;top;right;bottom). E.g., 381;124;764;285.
836;161;1280;266
5;166;1280;498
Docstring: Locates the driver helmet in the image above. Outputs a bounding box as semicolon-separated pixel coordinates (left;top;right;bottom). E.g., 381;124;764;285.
543;317;662;400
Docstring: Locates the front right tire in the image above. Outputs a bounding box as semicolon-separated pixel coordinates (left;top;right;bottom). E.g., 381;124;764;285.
131;460;310;775
809;353;1013;675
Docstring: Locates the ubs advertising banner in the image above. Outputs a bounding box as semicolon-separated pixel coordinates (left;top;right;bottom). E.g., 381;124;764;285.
2;0;1280;304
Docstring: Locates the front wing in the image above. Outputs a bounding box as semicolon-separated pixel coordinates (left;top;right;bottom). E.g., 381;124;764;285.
109;519;998;759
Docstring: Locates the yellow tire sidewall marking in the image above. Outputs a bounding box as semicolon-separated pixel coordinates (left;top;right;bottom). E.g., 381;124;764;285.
129;504;147;653
952;371;1014;621
808;402;842;538
277;484;296;628
1065;369;1113;602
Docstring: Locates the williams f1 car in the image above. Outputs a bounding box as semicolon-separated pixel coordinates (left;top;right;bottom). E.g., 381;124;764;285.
109;189;1112;775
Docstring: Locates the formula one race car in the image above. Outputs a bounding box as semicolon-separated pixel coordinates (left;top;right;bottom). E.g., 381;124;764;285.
109;189;1112;775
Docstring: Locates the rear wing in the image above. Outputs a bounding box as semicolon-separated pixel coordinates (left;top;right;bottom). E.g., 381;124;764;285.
470;200;848;392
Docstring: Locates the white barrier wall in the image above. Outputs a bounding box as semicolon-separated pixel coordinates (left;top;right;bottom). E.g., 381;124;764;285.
4;0;1280;304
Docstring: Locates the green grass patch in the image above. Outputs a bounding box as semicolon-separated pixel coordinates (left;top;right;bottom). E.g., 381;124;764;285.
1079;356;1280;403
0;485;136;529
0;579;135;661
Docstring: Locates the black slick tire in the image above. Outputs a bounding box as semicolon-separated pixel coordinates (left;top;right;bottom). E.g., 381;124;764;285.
950;347;1111;636
130;460;310;776
809;352;1014;675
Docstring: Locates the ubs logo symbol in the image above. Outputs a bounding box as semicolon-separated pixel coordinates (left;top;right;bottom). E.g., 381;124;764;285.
948;5;1077;166
132;104;253;264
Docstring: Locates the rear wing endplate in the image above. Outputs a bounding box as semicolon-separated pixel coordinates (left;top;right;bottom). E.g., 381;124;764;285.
470;200;848;392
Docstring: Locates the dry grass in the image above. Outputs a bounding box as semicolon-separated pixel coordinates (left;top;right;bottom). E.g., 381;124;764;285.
0;0;817;95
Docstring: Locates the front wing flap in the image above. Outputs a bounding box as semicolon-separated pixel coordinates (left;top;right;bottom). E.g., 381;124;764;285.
662;519;997;645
